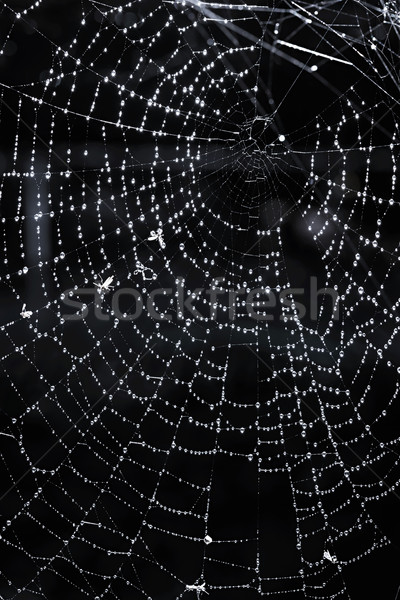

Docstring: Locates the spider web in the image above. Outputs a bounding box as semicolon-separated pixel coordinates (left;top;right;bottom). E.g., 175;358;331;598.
0;0;400;598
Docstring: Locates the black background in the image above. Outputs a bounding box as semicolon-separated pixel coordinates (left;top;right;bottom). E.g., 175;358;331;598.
0;1;400;599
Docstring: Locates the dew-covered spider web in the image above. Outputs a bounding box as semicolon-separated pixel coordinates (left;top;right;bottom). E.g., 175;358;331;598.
1;0;400;598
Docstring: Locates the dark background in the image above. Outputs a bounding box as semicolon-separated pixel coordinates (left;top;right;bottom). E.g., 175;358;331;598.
0;1;400;598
